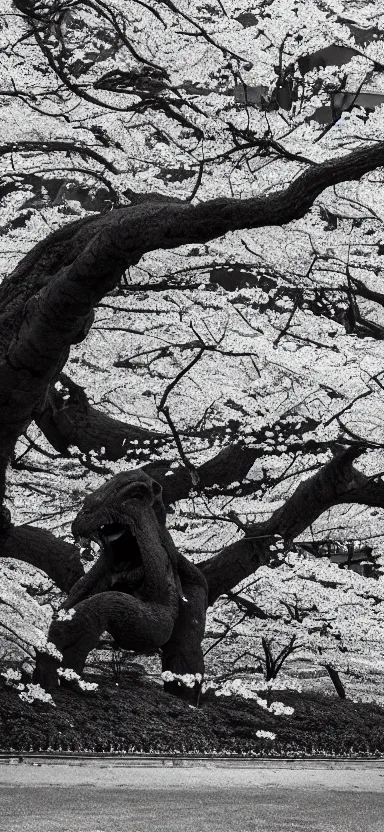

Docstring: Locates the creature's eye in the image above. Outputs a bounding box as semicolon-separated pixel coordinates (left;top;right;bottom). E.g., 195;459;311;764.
121;483;149;501
129;489;145;499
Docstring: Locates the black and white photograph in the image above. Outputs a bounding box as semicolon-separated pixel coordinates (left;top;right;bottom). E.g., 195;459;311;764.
0;1;383;828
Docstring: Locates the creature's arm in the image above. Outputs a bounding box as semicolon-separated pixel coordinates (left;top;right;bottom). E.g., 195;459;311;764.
64;553;112;609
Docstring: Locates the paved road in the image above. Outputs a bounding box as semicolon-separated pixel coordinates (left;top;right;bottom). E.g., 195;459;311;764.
1;762;384;832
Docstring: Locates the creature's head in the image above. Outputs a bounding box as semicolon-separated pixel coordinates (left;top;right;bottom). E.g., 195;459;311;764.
72;471;170;596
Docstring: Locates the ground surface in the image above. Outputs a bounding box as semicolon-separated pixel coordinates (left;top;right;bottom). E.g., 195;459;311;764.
1;667;384;755
1;762;383;831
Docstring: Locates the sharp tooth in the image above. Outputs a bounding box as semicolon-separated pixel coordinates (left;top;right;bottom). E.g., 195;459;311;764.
105;531;125;543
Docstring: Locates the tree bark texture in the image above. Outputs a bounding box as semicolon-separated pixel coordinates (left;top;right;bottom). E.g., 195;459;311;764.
1;140;384;481
2;142;384;692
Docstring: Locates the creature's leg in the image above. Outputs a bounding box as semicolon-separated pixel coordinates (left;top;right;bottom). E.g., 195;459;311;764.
33;652;61;691
161;582;207;705
34;591;177;689
33;595;109;689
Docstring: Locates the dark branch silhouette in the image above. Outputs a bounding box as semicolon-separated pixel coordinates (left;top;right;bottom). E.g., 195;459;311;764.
2;139;384;697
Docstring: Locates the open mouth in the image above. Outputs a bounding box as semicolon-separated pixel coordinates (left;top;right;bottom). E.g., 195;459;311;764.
99;521;127;548
97;522;144;589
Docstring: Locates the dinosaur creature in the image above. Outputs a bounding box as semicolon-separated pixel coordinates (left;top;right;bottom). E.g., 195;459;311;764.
34;470;208;700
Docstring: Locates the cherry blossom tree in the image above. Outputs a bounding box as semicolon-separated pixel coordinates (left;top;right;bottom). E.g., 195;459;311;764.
1;0;384;700
203;549;384;701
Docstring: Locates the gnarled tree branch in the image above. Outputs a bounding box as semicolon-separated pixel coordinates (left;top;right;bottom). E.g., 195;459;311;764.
200;446;384;604
2;141;384;580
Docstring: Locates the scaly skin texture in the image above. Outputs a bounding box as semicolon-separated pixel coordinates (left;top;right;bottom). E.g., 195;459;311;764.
34;471;207;700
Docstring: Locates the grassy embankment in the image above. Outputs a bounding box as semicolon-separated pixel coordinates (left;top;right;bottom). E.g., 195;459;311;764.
1;665;384;756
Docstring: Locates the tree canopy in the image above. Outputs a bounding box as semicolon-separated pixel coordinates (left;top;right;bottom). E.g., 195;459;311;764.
1;0;384;701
